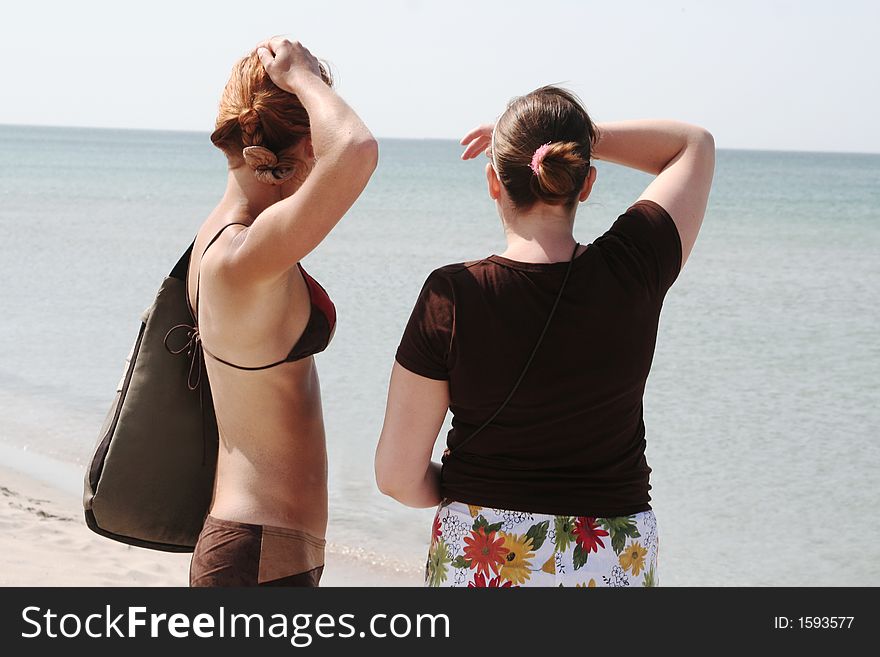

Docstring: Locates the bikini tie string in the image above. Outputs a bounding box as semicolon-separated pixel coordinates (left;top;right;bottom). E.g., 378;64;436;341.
164;322;210;465
164;323;204;391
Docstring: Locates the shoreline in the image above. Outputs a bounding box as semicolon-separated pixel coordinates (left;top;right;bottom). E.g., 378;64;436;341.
0;445;419;587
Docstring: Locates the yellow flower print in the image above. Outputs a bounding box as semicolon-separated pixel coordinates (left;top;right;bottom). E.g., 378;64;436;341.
575;579;597;588
467;505;482;518
619;541;648;577
499;533;535;585
426;538;451;587
541;554;555;575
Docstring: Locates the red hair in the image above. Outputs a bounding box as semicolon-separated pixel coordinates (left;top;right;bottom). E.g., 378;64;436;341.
210;51;332;184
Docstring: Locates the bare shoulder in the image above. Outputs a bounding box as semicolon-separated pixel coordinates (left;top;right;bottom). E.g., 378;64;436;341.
638;129;715;267
188;221;252;309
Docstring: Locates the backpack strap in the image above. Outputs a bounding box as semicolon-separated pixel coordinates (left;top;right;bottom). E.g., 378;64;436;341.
444;241;580;459
169;242;194;281
164;223;250;391
189;222;250;318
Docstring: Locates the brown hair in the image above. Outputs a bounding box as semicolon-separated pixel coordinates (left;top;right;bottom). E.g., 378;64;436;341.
210;51;333;185
491;86;598;208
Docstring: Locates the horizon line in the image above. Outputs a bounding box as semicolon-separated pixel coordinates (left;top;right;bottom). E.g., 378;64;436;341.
2;122;879;158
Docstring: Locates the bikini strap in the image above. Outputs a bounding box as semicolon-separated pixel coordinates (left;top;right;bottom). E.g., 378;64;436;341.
186;222;250;319
200;347;289;371
166;222;253;392
174;222;320;374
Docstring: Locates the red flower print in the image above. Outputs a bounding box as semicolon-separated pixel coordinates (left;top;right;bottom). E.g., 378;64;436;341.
431;514;442;543
462;528;509;577
468;572;513;588
573;517;609;553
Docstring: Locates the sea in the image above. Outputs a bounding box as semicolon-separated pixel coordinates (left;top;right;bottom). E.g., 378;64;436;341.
1;124;878;586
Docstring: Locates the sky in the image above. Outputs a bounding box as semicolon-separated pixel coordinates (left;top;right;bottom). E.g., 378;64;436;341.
1;0;878;153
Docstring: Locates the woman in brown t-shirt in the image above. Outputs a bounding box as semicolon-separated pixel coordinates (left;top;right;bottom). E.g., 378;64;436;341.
376;86;714;587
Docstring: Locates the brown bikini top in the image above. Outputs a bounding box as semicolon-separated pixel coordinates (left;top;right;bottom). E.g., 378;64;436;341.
166;222;336;388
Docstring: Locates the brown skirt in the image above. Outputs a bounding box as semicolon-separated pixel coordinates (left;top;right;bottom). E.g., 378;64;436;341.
189;515;325;587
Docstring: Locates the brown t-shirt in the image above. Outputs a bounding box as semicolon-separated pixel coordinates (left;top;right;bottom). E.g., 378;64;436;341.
395;200;682;517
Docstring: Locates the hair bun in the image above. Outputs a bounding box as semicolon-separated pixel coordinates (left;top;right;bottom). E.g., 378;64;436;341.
237;107;264;146
490;85;597;208
530;141;590;203
242;145;295;185
212;51;334;185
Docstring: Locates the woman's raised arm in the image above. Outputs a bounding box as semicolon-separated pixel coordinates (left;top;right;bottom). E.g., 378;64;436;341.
592;120;715;266
227;38;378;282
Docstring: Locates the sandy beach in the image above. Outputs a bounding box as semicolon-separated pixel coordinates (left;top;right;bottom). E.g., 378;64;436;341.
0;460;418;587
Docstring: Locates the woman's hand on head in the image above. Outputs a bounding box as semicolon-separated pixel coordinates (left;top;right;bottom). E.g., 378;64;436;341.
459;123;495;160
256;37;322;94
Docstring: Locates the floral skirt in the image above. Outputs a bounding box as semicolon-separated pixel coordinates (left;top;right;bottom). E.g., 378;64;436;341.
425;500;659;587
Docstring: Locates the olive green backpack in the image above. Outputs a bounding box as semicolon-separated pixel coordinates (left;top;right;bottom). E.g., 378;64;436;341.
83;244;217;552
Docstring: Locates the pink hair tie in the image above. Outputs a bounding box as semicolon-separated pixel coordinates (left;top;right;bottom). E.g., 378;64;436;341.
529;142;553;173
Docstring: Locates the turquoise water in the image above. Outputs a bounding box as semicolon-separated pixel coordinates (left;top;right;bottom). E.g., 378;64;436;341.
1;124;878;585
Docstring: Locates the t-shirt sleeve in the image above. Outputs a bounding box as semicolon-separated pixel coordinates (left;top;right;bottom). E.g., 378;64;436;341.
395;270;454;380
596;199;683;297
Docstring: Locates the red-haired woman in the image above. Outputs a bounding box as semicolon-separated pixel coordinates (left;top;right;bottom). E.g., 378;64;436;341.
185;38;377;587
376;86;714;587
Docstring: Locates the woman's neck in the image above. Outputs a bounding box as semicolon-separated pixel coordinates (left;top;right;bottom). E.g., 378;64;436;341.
498;204;578;263
218;166;285;221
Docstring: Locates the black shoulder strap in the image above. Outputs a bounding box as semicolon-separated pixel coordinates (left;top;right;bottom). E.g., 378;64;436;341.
166;222;251;392
186;222;250;319
169;242;194;281
445;242;580;459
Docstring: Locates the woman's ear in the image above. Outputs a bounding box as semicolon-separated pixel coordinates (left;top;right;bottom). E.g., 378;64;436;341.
486;163;502;201
579;165;597;202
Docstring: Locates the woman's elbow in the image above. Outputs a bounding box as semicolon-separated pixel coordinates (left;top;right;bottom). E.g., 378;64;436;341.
361;135;379;172
376;474;399;499
374;458;391;495
375;469;408;501
374;450;403;499
689;126;715;152
345;132;379;175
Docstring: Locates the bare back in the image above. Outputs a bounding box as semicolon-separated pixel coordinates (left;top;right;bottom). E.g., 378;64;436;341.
187;210;331;538
183;36;377;541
